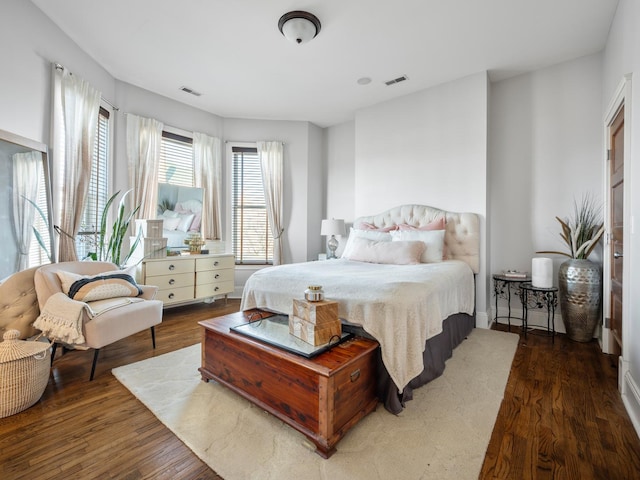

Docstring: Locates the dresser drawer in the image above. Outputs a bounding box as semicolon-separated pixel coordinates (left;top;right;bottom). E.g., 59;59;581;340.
146;272;194;289
155;285;194;304
146;258;195;276
196;268;233;286
195;255;234;272
196;280;234;298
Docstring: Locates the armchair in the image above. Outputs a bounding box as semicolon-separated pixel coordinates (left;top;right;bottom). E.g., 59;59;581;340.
34;261;162;380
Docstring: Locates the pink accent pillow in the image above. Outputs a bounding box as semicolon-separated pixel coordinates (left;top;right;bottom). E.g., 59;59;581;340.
397;217;445;231
343;237;425;265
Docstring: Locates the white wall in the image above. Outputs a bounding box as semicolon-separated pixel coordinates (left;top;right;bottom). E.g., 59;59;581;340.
489;53;604;333
352;72;490;324
0;0;114;144
602;0;640;436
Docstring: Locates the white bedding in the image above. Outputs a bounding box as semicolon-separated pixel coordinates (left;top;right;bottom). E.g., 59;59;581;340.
240;258;475;392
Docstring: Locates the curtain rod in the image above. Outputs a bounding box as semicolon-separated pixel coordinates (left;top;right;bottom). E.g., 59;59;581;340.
54;62;119;111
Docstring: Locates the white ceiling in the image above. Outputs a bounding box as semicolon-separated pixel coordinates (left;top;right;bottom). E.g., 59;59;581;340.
31;0;619;128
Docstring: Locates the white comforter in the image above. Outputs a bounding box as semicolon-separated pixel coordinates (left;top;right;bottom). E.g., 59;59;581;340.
240;259;475;392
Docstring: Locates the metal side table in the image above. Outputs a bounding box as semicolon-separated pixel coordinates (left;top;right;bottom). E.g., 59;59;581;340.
492;274;530;331
520;282;558;342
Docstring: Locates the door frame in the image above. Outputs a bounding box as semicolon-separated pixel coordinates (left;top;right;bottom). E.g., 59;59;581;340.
602;74;632;367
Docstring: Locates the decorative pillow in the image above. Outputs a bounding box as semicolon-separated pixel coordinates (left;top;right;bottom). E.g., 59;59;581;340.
397;217;445;231
163;217;181;231
354;222;398;232
343;237;425;265
176;213;196;232
390;229;445;263
57;267;142;302
188;212;202;231
160;209;179;218
341;228;392;259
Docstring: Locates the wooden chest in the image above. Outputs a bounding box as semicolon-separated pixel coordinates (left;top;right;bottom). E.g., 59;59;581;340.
199;311;379;458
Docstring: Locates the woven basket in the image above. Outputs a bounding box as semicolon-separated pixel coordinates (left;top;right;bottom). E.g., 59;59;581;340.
0;329;51;418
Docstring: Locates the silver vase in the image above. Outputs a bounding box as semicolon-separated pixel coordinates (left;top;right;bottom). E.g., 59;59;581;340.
558;259;602;342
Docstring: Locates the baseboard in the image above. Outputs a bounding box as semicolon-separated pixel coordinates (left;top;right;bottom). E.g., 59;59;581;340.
493;306;566;334
620;358;640;439
475;311;489;329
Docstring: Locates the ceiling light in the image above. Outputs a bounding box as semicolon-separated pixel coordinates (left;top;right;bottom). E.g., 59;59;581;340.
278;11;321;45
357;77;372;85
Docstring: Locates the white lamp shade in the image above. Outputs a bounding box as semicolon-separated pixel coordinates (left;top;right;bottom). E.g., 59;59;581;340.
281;17;317;44
321;219;346;236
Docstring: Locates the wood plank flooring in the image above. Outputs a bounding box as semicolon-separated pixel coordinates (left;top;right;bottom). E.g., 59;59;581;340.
1;302;639;479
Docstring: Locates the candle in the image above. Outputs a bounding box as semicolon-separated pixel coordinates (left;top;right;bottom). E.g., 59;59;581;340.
532;257;553;288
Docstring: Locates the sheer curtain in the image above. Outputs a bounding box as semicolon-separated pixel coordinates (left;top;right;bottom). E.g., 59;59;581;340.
193;132;222;240
52;66;101;262
126;114;163;220
257;141;284;265
12;151;42;270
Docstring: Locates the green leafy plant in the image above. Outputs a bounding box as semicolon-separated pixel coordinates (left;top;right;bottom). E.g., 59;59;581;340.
537;194;605;260
23;195;52;262
93;189;142;267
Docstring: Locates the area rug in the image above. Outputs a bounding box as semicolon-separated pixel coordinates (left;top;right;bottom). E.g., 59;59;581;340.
113;328;519;480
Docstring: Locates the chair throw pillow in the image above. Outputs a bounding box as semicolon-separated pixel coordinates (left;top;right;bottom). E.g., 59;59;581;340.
57;269;142;302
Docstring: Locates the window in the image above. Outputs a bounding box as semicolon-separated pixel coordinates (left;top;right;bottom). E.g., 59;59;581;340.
75;106;110;260
231;146;272;265
159;131;194;186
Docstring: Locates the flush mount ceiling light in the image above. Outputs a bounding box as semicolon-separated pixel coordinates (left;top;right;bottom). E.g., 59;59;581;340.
278;11;321;45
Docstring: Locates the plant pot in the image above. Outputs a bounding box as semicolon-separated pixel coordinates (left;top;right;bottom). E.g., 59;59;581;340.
558;259;602;342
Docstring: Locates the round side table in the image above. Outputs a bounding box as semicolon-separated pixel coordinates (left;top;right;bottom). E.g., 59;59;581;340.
520;282;558;341
492;274;530;332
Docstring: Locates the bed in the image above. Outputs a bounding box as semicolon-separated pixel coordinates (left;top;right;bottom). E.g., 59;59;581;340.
240;204;480;414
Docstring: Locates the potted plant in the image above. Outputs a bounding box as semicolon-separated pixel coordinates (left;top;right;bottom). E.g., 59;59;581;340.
538;194;605;342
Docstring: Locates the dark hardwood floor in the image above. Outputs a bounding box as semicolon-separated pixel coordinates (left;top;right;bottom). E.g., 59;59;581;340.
1;302;639;479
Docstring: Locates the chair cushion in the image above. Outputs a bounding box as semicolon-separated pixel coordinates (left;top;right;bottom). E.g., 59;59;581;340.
57;270;142;302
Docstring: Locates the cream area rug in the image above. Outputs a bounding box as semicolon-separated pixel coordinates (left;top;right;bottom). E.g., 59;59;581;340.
113;328;519;480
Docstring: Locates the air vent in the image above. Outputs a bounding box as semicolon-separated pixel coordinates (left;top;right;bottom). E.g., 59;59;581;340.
180;86;202;97
384;75;409;86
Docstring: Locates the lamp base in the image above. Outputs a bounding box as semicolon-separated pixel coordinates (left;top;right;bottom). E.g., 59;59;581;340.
327;235;338;259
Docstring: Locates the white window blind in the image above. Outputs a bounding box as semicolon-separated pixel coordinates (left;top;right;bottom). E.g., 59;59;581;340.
75;106;110;260
232;146;272;265
159;131;194;186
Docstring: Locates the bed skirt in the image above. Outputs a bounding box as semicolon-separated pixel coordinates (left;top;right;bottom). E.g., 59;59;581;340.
343;312;475;414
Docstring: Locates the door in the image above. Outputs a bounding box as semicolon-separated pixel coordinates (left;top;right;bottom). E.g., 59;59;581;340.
609;105;624;355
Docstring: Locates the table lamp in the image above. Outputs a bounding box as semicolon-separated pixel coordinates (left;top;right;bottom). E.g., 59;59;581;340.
321;219;346;259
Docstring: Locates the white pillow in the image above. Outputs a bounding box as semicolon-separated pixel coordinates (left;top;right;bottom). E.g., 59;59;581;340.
160;209;179;218
163;217;181;231
341;228;392;259
343;237;425;265
390;229;445;263
176;213;195;232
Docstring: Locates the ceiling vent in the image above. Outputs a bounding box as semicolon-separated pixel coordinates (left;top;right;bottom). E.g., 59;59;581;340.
180;86;202;97
384;75;409;86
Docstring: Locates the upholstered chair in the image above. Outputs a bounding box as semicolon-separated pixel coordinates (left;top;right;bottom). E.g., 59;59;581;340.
0;266;41;340
34;261;163;380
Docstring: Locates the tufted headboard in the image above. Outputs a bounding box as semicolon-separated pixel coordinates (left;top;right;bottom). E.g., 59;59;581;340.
353;204;480;273
0;266;41;340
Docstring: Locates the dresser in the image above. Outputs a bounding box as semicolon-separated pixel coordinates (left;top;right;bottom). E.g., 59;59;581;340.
137;254;234;306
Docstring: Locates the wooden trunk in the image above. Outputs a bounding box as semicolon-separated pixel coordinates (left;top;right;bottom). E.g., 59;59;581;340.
199;311;379;458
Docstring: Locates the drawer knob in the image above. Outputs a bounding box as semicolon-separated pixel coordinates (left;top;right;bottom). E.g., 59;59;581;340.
215;273;220;279
350;369;361;383
169;264;175;271
214;261;219;266
169;279;175;285
168;293;175;299
215;286;219;291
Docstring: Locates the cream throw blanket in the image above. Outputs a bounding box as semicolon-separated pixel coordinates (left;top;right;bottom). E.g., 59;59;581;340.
34;293;144;346
34;292;89;345
241;259;475;392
